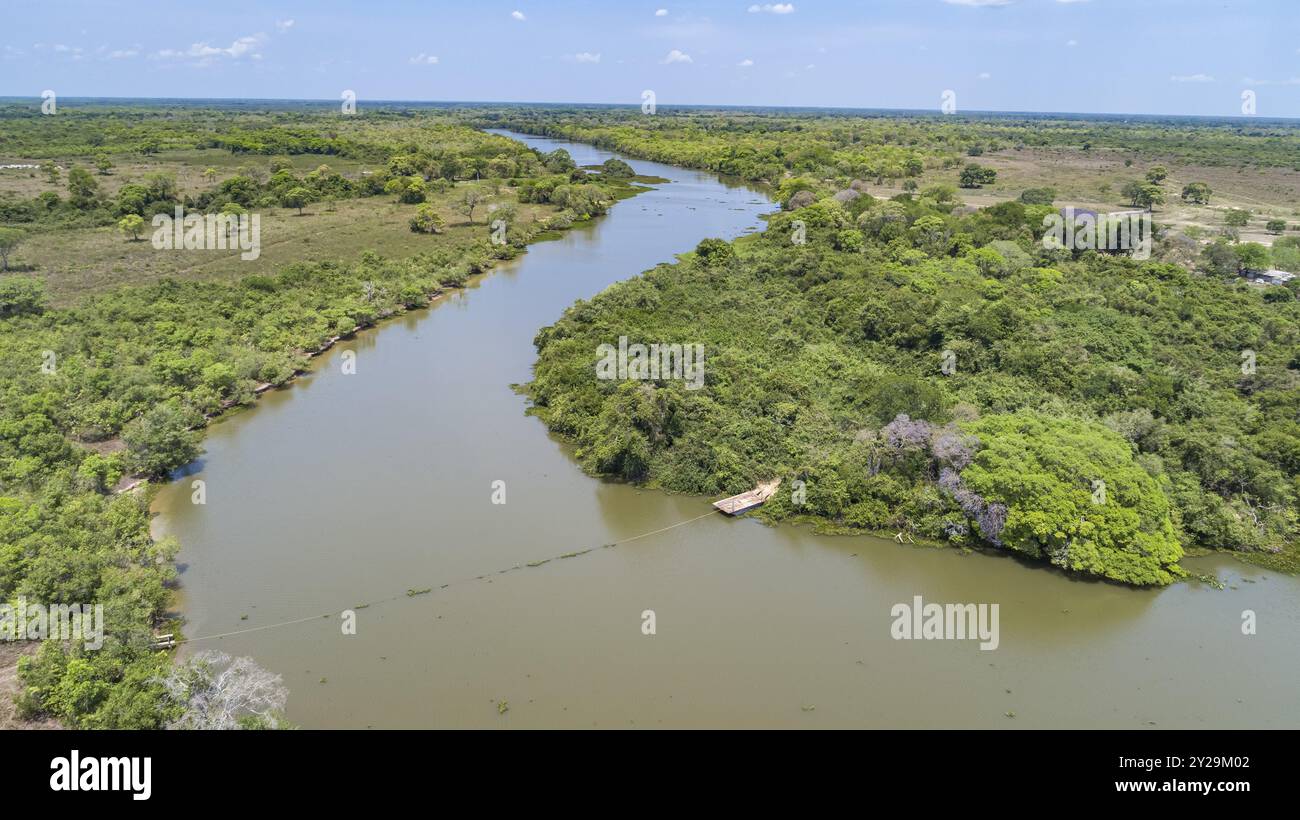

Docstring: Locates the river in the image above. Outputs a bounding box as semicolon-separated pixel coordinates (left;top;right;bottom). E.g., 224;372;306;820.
151;131;1300;728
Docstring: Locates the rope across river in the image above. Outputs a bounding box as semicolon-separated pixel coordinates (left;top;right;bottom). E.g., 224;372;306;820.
176;509;721;646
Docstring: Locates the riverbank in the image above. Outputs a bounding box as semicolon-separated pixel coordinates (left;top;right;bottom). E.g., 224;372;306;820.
111;266;476;496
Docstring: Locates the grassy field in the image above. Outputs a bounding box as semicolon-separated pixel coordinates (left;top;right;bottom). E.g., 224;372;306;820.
0;149;377;200
3;153;556;305
850;145;1300;246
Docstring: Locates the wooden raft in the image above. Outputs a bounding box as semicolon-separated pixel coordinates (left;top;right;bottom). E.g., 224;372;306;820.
712;479;782;516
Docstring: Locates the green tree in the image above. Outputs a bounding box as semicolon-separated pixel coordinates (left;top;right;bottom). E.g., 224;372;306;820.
281;186;313;215
1199;240;1239;276
216;202;247;242
835;228;865;253
218;175;260;207
958;163;996;188
122;403;202;478
1224;208;1251;227
76;453;123;492
117;214;146;241
694;237;735;267
66;167;100;208
1122;180;1165;209
1144;165;1169;184
1180;182;1211;204
601;158;636;178
1234;242;1271;272
970;245;1007;276
384;175;426;204
409;203;446;234
0;226;23;271
543;148;576;173
0;275;45;315
922;184;958;204
1265;218;1287;235
959;411;1184;585
1018;187;1056;205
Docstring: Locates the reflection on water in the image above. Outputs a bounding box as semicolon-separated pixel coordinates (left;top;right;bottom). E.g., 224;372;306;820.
152;132;1300;728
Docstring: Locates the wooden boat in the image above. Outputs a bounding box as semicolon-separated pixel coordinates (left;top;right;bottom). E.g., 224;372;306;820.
712;479;782;516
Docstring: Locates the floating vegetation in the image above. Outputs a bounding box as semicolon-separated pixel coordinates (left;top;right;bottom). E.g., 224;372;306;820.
1192;573;1226;590
406;587;432;597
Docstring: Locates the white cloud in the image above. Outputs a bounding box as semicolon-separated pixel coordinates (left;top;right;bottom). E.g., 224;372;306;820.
655;8;669;15
1169;73;1215;83
108;48;139;59
275;19;294;31
942;0;1013;6
662;49;693;64
157;34;265;62
511;10;526;21
978;71;991;79
748;3;795;13
1066;39;1078;46
737;58;754;66
570;52;601;63
409;53;439;65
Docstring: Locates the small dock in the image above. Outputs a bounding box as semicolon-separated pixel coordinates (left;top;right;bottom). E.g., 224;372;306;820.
152;633;177;650
713;479;781;516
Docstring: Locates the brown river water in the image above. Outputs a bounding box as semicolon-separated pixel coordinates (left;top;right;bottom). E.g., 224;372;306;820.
152;132;1300;728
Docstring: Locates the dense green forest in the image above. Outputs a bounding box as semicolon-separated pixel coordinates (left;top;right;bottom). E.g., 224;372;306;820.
526;131;1300;585
0;106;644;726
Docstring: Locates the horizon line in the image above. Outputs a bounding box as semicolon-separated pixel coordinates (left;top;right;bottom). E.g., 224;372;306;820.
1;94;1297;124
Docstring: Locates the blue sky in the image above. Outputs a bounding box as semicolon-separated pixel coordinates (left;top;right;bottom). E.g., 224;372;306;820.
3;0;1299;116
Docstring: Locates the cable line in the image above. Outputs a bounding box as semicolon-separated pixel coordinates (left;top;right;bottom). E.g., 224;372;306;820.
176;509;720;646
